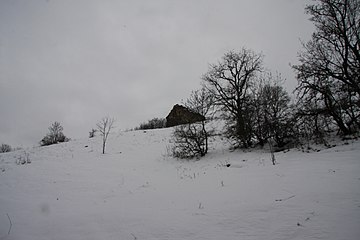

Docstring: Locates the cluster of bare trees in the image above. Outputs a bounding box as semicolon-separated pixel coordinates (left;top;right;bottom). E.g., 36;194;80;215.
171;0;359;159
31;1;358;159
293;0;360;138
135;118;166;130
40;121;70;146
172;48;294;158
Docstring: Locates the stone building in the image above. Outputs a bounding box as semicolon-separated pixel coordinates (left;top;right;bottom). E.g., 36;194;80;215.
165;104;205;127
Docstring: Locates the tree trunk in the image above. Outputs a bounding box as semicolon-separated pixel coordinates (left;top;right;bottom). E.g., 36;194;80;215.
202;120;208;154
102;141;106;154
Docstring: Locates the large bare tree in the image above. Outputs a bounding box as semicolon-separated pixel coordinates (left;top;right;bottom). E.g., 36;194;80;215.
202;48;263;147
293;0;360;134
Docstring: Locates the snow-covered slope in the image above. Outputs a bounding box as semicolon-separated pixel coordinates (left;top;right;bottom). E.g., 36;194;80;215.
0;128;359;240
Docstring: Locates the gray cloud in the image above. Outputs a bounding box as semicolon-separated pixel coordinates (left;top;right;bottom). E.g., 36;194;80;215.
0;0;313;147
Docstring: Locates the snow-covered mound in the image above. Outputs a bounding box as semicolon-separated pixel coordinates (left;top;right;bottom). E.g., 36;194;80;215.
0;128;359;240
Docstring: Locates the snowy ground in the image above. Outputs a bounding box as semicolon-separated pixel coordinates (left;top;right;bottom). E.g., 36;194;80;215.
0;128;359;240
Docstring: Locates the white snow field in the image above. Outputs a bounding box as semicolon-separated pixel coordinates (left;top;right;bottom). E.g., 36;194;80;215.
0;127;359;240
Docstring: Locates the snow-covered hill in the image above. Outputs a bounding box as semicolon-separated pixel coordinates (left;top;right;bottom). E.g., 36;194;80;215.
0;128;359;240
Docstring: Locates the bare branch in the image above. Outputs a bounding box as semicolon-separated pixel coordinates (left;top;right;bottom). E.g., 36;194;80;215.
6;213;12;235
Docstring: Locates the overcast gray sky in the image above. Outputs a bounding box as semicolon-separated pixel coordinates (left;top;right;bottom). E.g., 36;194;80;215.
0;0;314;147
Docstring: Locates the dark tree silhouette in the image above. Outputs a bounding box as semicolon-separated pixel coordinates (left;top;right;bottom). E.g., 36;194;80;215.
293;0;360;135
0;144;12;153
89;128;97;138
171;88;214;159
202;48;263;147
40;122;69;146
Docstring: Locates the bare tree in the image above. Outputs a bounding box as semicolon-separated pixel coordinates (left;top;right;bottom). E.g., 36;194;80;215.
172;123;208;159
171;88;214;159
202;48;263;148
257;74;293;147
293;96;334;145
40;122;69;146
96;117;115;154
185;87;215;153
0;144;12;153
185;88;214;118
251;74;292;163
293;0;360;135
89;128;97;138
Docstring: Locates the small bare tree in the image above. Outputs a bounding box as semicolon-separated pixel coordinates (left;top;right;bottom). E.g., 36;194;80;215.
171;88;214;159
185;87;215;153
89;128;97;138
172;123;208;158
96;117;115;154
0;144;12;153
40;121;69;146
